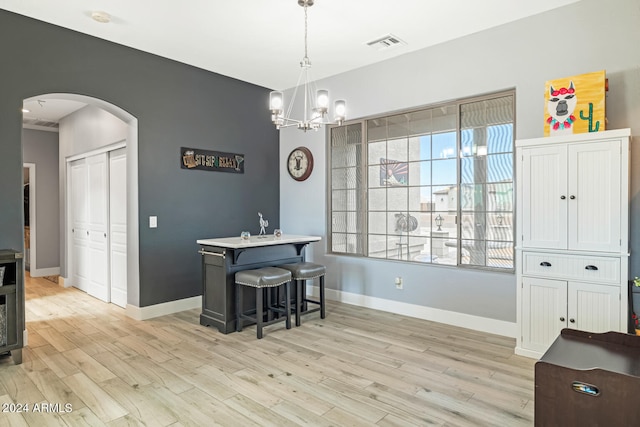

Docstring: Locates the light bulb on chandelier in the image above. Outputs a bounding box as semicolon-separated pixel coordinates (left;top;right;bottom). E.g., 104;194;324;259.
269;0;346;132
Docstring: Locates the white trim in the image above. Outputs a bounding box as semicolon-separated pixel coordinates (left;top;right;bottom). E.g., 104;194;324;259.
66;140;126;162
309;286;517;338
59;276;69;288
514;346;543;359
23;163;36;271
125;296;202;321
29;267;61;277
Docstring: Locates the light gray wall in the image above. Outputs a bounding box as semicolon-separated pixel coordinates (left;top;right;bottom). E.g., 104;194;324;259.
280;0;640;326
22;128;60;269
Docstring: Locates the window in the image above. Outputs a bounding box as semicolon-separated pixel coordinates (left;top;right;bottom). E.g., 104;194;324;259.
328;91;514;270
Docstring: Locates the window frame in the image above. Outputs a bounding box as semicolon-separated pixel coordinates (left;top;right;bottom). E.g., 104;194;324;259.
327;90;516;272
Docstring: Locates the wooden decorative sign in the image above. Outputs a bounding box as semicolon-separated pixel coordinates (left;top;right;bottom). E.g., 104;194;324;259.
180;147;244;174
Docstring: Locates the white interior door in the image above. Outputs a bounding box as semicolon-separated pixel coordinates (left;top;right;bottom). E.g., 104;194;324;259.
109;149;127;308
86;153;109;302
70;159;89;292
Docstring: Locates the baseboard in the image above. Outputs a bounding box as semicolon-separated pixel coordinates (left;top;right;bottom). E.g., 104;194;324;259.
29;267;60;278
126;296;202;321
309;286;517;338
515;346;543;359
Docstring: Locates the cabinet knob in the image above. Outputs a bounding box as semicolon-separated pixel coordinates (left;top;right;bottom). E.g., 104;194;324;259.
540;261;552;267
87;231;89;236
585;265;598;271
560;195;566;200
570;195;576;200
560;317;565;322
570;318;575;323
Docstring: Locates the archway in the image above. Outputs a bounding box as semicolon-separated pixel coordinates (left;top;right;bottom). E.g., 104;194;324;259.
22;93;140;310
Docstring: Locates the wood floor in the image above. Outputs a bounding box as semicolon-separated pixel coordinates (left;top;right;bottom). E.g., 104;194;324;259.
0;274;535;426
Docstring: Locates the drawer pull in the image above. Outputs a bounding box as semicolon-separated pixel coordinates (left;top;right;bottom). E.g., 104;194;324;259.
540;261;552;267
585;265;599;271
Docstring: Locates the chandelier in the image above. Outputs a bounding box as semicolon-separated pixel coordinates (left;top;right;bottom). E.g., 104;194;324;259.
269;0;346;132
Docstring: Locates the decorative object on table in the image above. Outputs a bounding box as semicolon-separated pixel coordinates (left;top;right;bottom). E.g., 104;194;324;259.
268;0;346;132
544;70;606;136
180;147;244;174
287;147;314;181
258;212;269;237
273;229;282;238
0;266;4;286
395;213;418;260
240;231;250;241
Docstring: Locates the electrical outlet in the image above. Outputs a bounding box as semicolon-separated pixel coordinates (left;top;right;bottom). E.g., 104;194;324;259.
395;276;403;289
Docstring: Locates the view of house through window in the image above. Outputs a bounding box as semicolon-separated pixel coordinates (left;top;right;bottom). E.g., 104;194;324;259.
329;91;514;270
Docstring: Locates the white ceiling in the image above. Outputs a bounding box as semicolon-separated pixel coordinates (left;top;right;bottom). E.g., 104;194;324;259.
2;0;579;93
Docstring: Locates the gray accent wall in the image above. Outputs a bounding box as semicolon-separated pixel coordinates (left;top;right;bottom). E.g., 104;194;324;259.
0;9;280;307
22;128;60;270
280;0;640;326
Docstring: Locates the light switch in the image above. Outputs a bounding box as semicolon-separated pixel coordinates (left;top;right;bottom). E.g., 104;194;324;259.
149;216;157;228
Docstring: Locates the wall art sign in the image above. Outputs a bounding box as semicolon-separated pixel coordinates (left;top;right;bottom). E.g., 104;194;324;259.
181;147;244;174
544;70;606;136
380;158;408;186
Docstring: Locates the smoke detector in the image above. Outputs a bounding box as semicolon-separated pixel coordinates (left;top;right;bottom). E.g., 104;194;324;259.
91;11;111;23
366;34;406;51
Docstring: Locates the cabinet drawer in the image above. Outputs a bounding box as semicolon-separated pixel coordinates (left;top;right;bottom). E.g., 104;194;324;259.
522;252;620;284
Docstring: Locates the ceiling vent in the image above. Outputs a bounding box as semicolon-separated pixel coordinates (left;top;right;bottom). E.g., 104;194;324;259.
22;118;59;130
366;34;406;51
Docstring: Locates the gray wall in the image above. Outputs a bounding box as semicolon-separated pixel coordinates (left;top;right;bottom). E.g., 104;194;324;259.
0;9;280;307
280;0;640;327
22;128;60;270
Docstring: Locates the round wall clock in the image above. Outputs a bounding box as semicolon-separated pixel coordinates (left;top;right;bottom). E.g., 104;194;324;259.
287;146;314;181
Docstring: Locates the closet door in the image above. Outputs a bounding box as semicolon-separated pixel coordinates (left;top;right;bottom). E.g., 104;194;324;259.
70;159;89;292
109;149;127;308
86;153;109;302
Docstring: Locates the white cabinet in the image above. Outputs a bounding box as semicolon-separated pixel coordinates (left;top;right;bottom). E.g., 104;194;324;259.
516;129;630;359
521;276;620;354
521;140;621;252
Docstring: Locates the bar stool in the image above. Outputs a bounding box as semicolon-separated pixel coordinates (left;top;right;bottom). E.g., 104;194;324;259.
235;267;292;339
279;262;326;326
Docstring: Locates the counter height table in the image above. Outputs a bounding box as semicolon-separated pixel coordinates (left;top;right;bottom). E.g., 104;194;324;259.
197;234;321;333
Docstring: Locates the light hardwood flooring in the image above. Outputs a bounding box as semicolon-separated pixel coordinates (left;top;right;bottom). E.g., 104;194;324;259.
0;274;535;426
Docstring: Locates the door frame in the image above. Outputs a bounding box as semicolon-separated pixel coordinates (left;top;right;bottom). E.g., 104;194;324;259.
23;163;36;272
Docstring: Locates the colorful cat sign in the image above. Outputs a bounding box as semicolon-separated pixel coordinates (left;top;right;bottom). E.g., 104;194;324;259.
544;70;606;136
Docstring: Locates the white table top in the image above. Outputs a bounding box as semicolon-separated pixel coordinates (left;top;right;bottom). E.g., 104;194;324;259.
197;234;321;249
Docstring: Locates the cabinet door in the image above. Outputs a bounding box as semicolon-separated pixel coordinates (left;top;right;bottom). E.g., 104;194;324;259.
521;146;568;249
522;277;567;354
567;140;621;252
567;281;620;333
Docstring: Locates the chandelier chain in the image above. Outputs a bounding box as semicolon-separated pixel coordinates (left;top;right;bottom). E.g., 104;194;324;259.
304;3;309;61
